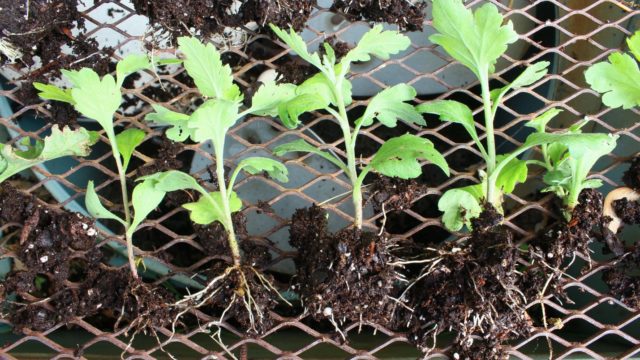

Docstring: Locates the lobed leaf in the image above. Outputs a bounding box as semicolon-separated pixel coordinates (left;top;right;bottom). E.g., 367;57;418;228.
236;157;289;183
359;84;425;128
495;155;527;194
188;99;241;144
116;54;151;87
249;81;298;117
269;25;323;70
417;100;482;150
343;24;411;64
368;134;449;179
183;191;242;225
33;83;74;104
585;52;640;109
628;30;640;62
438;187;482;231
62;68;121;128
144;104;193;142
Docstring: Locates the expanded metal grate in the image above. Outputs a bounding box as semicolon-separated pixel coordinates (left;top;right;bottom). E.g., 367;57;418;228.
1;0;640;358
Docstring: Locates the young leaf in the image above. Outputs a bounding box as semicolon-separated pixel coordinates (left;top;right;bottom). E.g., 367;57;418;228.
438;187;482;231
33;83;74;104
296;70;353;107
116;128;145;172
249;81;298;117
491;61;550;103
140;170;202;193
116;54;151;86
235;157;289;183
178;36;241;101
277;93;327;129
274;139;348;172
495;155;527;194
367;134;449;179
358;84;425;127
417;100;483;151
85;181;126;226
584;52;640;109
429;0;518;76
269;25;323;70
524;108;562;134
62;68;121;127
144;104;193;142
127;177;166;237
628;31;640;62
0;126;96;183
343;24;411;64
183;191;242;225
188;99;241;143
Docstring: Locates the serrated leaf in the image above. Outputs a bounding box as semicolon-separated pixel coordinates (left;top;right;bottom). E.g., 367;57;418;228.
116;54;151;86
178;37;241;101
62;68;122;128
249;81;297;117
236;157;289;183
430;0;518;76
368;134;449;179
127;177;166;237
33;83;74;104
0;126;96;183
277;93;327;129
417;100;482;149
274;139;347;172
359;84;424;127
144;104;193;142
524;108;562;134
343;25;411;64
438;187;482;231
188;99;241;143
183;191;242;225
269;25;323;69
585;52;640;109
491;61;550;102
85;181;126;226
495;155;527;194
116;128;145;172
627;31;640;62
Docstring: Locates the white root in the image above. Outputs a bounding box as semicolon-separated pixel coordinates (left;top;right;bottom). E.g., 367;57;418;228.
604;187;640;233
0;38;22;63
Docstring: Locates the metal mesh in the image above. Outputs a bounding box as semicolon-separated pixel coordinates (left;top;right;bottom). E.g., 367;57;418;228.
1;0;640;358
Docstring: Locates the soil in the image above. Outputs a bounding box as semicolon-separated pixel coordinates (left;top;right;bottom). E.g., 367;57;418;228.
613;197;640;226
132;0;314;40
623;155;640;191
369;175;427;213
398;205;531;359
289;205;399;335
331;0;426;32
603;245;640;309
0;185;174;335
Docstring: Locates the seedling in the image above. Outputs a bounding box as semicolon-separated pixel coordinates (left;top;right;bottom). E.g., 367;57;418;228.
418;0;617;231
0;125;96;183
270;24;449;229
144;37;290;332
525;109;617;220
35;55;153;278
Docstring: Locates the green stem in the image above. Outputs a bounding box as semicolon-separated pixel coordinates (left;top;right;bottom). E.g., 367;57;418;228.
213;139;241;267
479;70;497;206
125;232;138;278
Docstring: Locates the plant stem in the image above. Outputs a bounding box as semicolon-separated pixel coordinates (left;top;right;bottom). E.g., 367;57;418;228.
125;232;138;279
214;140;241;267
479;70;497;206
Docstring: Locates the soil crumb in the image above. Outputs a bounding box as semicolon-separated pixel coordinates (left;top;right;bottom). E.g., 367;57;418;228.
289;205;399;336
623;156;640;191
370;175;426;213
603;245;640;309
613;197;640;225
331;0;426;32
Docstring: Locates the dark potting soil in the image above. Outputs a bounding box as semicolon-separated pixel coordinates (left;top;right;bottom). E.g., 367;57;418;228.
398;205;531;359
132;0;314;40
613;197;640;225
0;185;175;334
623;155;640;191
331;0;426;32
289;205;399;333
370;175;427;213
603;245;640;309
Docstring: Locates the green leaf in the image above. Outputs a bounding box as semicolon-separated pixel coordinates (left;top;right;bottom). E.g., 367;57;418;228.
188;99;241;144
417;100;482;150
277;93;327;129
491;61;550;103
0;126;97;183
236;157;289;183
585;52;640;109
627;31;640;62
33;83;74;104
359;84;425;127
297;70;353;107
273;139;347;172
438;187;482;231
85;181;126;226
144;104;193;142
183;191;242;225
62;68;122;128
495;155;527;194
582;178;603;189
140;170;202;193
249;81;298;117
116;128;145;172
343;25;411;64
128;177;166;237
429;0;518;76
368;134;449;179
524;108;562;134
116;54;151;86
178;36;241;101
269;25;323;70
